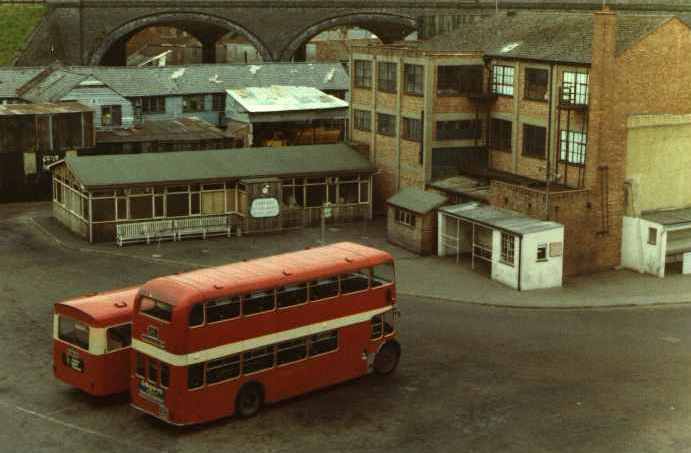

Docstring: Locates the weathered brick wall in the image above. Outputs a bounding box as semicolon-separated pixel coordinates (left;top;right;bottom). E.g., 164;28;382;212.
387;205;422;253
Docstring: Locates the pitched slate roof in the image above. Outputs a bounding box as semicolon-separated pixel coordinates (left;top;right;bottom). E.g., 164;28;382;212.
0;62;349;101
62;143;375;189
419;12;677;64
387;188;448;215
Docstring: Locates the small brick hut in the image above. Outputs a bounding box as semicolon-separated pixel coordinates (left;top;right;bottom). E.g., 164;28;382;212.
386;188;448;255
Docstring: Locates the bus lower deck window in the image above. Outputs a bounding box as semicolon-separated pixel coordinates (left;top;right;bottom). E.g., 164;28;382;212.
243;346;275;374
309;330;338;356
188;364;204;389
206;355;240;384
277;338;308;365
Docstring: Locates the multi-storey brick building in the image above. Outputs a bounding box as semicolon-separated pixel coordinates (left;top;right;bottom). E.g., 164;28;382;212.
349;9;691;276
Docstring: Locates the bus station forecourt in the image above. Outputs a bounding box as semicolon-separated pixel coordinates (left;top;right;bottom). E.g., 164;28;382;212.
5;202;691;452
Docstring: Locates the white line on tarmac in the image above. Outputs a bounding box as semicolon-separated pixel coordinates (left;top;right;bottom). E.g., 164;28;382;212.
0;400;165;453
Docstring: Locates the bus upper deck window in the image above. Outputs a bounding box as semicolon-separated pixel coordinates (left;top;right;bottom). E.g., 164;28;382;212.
140;297;173;322
189;303;204;327
106;324;132;352
372;262;395;287
58;316;90;350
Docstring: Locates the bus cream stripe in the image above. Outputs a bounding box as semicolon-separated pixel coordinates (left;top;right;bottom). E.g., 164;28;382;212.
132;306;391;366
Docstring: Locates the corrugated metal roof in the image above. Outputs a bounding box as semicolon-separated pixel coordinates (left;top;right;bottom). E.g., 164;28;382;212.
95;117;227;143
0;63;349;101
0;101;93;115
419;12;676;64
387;187;448;215
641;207;691;225
62;143;375;189
227;86;348;113
440;202;562;236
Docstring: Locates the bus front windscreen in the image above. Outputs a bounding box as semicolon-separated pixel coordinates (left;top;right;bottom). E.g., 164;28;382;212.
140;297;173;322
58;316;90;350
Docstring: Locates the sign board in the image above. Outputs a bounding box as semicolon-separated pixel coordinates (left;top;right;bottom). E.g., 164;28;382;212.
549;242;563;258
323;203;333;218
683;252;691;275
250;197;280;218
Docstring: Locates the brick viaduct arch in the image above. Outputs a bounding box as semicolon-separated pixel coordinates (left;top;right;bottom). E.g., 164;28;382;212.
89;12;273;65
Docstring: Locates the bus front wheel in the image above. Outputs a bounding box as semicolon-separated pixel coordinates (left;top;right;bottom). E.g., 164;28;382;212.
235;383;264;418
373;341;401;375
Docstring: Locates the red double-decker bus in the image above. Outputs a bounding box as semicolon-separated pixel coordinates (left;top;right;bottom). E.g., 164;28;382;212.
130;242;400;425
53;287;136;396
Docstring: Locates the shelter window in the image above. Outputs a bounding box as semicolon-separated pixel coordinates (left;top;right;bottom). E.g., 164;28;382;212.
183;95;205;113
212;94;226;112
243;346;275;374
207;297;241;323
377;62;398;93
377;113;396;137
106;324;132;352
648;228;658;246
305;182;326;208
404;64;424;95
500;232;515;266
92;198;115;222
101;105;122;128
359;179;369;203
277;284;308;308
58;316;90;350
338;178;359;204
489;119;512;152
309;278;339;301
396;208;416;227
141;96;165;114
523;125;546;160
437;65;483;96
166;186;190;217
277;338;307;365
354;60;372;89
340;271;370;294
309;330;338;356
537;243;548;262
140;297;173;322
524;68;549;101
559;130;587;165
129;194;153;220
402;117;422;143
491;65;514;96
242;290;275;316
562;71;589;105
436;120;481;141
206;354;240;384
354;109;372;132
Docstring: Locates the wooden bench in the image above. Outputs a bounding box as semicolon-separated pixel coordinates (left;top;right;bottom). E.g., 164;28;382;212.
174;215;231;241
116;220;174;247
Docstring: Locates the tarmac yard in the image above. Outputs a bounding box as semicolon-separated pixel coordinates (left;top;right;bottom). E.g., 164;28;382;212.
2;204;691;453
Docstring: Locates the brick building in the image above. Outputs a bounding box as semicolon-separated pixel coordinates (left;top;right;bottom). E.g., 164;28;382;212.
349;9;691;276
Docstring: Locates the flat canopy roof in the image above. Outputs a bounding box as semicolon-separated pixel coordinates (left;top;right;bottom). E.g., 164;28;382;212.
387;187;448;215
0;101;93;116
96;117;229;144
642;207;691;226
226;85;348;113
440;202;563;236
60;143;375;190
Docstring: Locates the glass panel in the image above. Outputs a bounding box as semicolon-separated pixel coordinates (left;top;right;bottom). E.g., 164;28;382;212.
340;271;369;294
92;198;115;222
188;364;204;389
372;262;395;286
277;338;307;365
129;195;153;220
189;304;204;327
206;355;240;384
136;353;145;377
106;324;132;351
309;277;339;301
206;297;241;322
277;284;308;308
166;193;189;217
58;316;90;350
371;315;383;339
242;346;275;374
160;363;170;388
308;330;338;356
140;297;173;322
242;291;275;316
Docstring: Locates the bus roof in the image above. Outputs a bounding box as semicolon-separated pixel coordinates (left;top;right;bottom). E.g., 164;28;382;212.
140;242;394;307
54;287;138;327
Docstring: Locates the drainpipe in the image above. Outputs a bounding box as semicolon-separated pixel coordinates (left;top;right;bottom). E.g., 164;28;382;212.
545;63;555;221
517;236;522;290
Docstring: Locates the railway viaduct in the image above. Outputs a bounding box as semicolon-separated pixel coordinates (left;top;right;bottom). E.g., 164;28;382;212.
13;0;691;66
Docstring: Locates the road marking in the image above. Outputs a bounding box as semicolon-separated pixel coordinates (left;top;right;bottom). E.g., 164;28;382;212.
0;400;165;453
660;336;681;344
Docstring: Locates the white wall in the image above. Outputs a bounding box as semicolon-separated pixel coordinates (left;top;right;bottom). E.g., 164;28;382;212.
621;216;666;277
491;230;519;289
520;228;564;290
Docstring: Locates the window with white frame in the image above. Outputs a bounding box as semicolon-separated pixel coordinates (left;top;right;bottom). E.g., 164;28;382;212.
492;65;514;96
396;208;416;227
562;71;589;105
500;232;515;266
559;130;587;165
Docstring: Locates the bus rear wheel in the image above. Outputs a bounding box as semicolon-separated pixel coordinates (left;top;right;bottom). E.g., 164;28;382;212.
235;383;264;418
373;341;401;375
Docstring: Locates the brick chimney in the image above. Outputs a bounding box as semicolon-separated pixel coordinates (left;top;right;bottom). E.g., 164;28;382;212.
585;7;617;190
